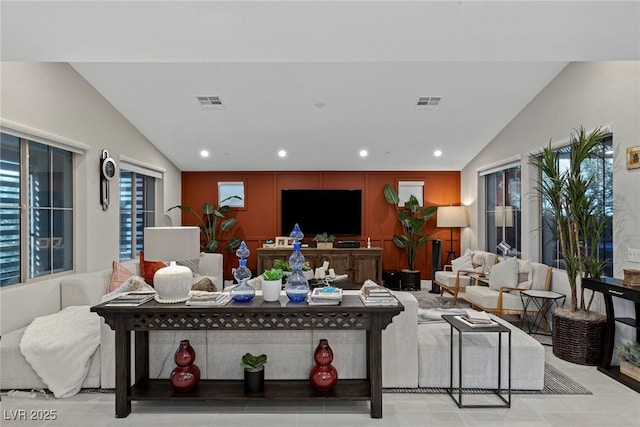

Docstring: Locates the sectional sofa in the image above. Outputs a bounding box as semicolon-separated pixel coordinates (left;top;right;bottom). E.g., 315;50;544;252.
0;255;545;393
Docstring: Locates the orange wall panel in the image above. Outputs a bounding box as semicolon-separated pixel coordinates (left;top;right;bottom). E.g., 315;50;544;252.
180;171;461;280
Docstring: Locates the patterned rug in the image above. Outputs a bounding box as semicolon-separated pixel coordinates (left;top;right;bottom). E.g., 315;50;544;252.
406;290;470;309
383;363;591;395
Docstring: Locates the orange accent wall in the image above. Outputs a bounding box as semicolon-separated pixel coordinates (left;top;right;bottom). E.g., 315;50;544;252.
181;171;461;280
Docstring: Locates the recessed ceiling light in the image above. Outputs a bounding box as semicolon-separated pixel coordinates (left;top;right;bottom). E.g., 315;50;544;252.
314;102;325;108
200;150;210;158
359;150;368;157
434;150;442;157
278;150;287;158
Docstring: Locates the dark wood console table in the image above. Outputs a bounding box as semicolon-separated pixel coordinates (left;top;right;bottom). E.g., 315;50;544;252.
257;247;382;288
582;277;640;392
91;295;403;418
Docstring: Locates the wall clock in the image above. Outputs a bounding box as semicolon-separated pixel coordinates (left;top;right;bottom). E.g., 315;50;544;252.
100;149;117;211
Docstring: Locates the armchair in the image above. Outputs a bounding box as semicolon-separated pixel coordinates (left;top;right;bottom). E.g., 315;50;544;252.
433;250;499;304
464;260;552;317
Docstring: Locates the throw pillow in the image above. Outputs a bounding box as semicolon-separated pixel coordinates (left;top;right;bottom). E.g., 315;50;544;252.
517;260;533;289
451;253;473;273
471;251;485;272
108;261;135;293
489;257;518;290
139;251;167;286
177;258;200;276
191;277;216;292
103;275;155;302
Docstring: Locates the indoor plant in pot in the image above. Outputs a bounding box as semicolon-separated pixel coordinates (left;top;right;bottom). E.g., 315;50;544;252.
616;342;640;382
313;233;335;249
383;184;438;291
531;126;607;365
273;259;314;281
261;268;283;302
167;195;242;253
241;352;267;393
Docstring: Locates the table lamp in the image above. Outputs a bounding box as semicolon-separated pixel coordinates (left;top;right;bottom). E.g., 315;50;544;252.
437;206;469;265
144;226;200;303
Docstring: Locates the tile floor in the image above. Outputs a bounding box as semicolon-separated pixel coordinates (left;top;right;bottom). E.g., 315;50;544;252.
1;346;639;427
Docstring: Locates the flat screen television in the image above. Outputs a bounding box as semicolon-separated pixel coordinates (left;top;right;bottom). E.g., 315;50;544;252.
281;189;362;236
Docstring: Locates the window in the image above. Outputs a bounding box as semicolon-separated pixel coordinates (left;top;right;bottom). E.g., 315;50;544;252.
540;135;613;276
119;170;156;261
218;181;244;208
484;166;521;257
1;132;74;286
398;181;424;206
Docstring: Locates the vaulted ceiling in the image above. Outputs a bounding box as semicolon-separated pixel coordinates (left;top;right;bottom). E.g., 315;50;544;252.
2;1;639;171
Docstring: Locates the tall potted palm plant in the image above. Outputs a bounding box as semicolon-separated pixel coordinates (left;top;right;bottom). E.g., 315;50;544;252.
168;196;242;253
383;184;438;291
531;126;607;365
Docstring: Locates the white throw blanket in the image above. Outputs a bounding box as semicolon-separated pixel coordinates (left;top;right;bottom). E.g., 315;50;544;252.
417;307;467;323
19;305;100;398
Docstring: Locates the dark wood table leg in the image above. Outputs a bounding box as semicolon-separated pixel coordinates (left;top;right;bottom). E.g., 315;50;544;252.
368;315;383;419
114;316;131;418
600;294;615;370
134;331;149;384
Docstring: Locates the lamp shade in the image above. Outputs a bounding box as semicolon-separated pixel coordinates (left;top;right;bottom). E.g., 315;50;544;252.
437;206;469;228
144;227;200;303
144;226;200;262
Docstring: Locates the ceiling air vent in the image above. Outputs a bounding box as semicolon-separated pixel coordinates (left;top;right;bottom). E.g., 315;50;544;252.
196;96;225;110
416;96;442;110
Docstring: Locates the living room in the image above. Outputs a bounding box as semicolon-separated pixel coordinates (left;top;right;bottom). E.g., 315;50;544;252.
1;1;640;426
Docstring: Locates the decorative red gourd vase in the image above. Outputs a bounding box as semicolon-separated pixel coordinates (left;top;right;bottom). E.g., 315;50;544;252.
170;340;200;392
309;338;338;391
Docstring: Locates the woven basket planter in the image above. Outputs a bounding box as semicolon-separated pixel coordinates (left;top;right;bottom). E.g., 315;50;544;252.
552;310;606;366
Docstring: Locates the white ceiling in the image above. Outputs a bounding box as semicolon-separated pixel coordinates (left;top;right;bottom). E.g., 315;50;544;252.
2;1;639;171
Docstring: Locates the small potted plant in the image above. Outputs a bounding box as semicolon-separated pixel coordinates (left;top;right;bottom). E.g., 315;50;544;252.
261;268;283;302
313;233;335;249
241;352;267;393
273;259;314;280
616;342;640;382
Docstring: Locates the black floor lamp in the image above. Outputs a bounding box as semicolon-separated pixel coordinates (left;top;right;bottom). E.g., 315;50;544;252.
437;206;469;266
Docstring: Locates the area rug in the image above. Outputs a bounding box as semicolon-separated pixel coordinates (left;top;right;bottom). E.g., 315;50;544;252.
383;362;591;395
406;290;471;309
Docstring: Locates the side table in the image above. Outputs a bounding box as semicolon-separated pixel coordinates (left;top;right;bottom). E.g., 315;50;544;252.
519;289;566;342
441;314;511;408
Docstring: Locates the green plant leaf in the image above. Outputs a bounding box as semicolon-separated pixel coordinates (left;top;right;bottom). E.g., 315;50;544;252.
220;217;238;232
383;184;400;205
201;203;215;215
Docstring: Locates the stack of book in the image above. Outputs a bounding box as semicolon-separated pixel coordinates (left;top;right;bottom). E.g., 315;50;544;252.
308;286;343;306
105;291;155;307
359;281;398;306
456;309;496;327
185;292;231;307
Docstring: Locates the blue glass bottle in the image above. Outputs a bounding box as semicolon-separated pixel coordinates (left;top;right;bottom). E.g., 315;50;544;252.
230;241;255;302
285;224;310;302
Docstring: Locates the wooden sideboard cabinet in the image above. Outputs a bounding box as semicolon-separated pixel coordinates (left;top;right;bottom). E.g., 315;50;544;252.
256;247;382;288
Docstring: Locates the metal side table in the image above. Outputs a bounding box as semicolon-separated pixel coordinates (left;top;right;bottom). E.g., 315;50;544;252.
519;289;566;342
442;314;511;408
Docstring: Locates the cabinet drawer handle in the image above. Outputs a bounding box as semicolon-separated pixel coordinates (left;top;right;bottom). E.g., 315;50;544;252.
608;290;624;296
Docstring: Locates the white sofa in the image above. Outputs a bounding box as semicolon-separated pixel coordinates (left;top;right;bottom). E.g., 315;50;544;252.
0;254;223;390
1;258;545;392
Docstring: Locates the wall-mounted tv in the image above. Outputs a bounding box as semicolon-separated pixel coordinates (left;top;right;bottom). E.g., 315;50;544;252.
281;189;362;236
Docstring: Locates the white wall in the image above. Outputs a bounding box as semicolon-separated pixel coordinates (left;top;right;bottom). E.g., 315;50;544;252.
461;61;640;351
461;61;639;279
0;62;182;274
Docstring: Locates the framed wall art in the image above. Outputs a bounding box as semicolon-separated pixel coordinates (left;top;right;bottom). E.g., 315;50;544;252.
275;236;294;248
627;146;640;170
